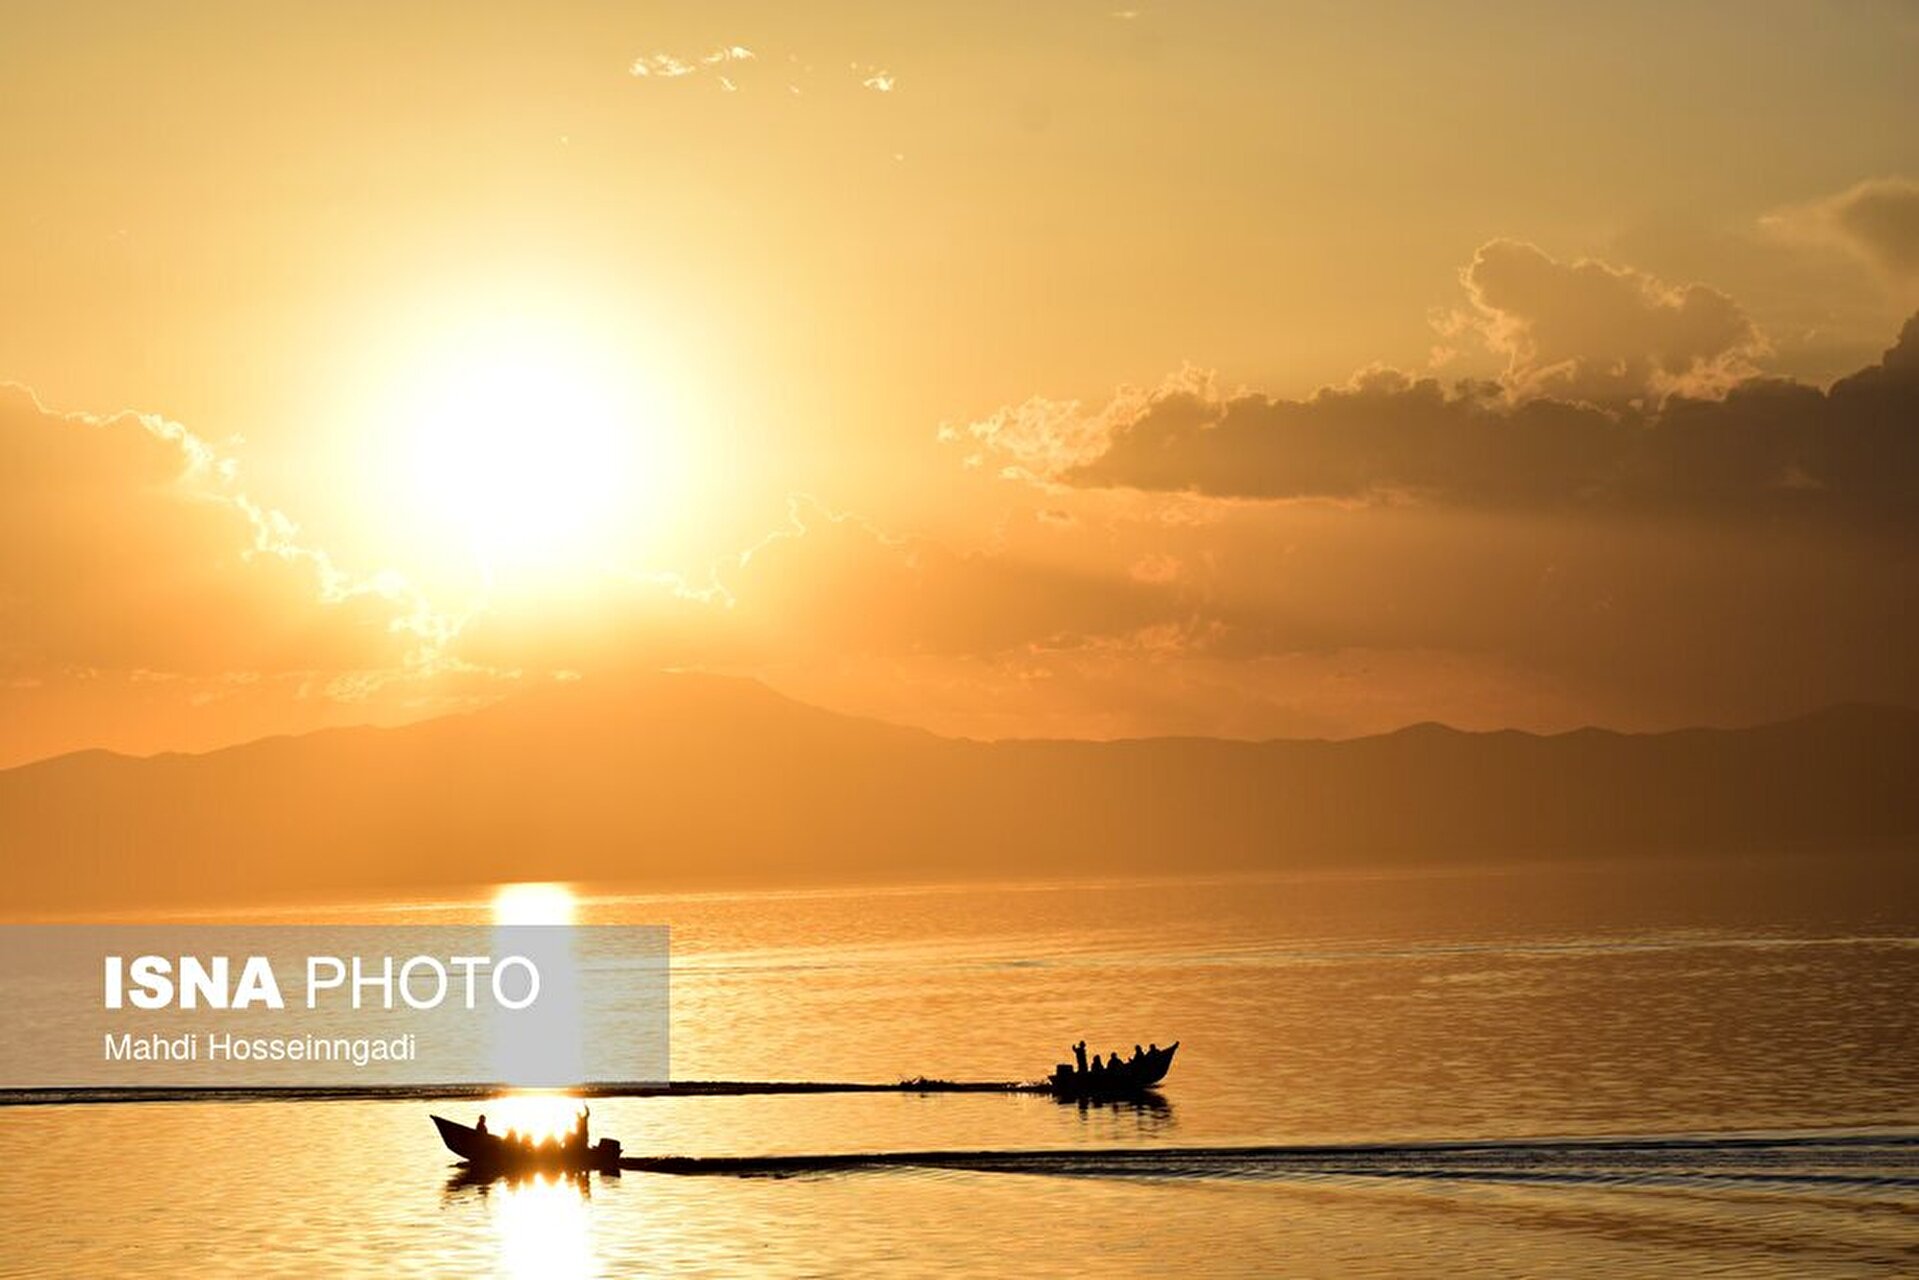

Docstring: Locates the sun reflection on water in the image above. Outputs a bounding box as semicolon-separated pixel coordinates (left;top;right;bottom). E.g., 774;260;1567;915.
492;882;577;925
487;1169;596;1279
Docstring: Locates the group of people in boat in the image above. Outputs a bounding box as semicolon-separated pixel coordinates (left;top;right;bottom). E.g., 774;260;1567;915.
472;1105;593;1159
1058;1039;1160;1080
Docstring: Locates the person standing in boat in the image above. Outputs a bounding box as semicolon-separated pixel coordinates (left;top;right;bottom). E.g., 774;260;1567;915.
1073;1041;1088;1075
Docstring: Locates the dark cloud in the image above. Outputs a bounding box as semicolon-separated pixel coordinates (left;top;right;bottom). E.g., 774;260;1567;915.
1008;312;1919;528
1456;239;1765;402
1802;177;1919;283
1067;369;1624;505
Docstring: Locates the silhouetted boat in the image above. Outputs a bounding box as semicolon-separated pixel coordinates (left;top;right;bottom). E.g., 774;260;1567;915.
1049;1041;1178;1097
431;1114;623;1174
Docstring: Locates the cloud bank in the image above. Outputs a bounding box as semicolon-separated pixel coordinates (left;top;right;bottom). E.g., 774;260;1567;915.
0;385;432;678
958;245;1917;531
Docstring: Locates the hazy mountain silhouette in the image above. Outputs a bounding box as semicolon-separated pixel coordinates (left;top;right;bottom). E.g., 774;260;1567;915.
2;673;1914;911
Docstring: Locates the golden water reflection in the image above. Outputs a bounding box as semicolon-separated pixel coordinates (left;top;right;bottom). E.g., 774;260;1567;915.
492;883;576;926
5;868;1906;1276
484;1170;596;1280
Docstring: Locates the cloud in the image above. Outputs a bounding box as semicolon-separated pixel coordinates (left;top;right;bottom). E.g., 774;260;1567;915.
630;47;755;80
8;240;1916;757
630;45;896;96
920;247;1919;735
1825;179;1919;280
630;53;698;79
0;374;1201;757
1058;367;1631;506
1767;176;1919;287
954;251;1917;526
737;480;1919;741
940;376;1170;481
0;384;436;679
714;498;1176;656
454;497;1187;673
1453;239;1766;402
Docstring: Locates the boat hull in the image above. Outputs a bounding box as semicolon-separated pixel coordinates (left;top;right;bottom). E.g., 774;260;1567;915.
1049;1041;1178;1097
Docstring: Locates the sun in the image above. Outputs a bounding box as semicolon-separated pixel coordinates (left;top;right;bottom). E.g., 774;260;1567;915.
390;317;677;577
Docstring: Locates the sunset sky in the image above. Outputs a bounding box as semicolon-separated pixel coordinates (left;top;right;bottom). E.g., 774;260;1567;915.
2;0;1916;765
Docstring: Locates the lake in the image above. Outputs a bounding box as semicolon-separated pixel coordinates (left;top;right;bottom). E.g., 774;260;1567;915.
1;856;1914;1276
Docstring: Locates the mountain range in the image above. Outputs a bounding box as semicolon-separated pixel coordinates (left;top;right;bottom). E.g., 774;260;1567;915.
2;672;1914;912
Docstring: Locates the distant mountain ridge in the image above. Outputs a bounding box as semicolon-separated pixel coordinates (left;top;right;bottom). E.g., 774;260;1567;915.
2;674;1914;912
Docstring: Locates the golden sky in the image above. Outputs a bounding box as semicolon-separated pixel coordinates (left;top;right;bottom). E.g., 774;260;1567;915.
2;1;1917;765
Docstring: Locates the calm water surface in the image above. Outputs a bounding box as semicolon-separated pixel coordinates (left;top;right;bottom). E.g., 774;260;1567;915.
2;857;1915;1276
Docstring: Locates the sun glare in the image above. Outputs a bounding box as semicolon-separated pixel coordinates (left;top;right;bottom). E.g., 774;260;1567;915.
388;317;680;577
492;882;577;926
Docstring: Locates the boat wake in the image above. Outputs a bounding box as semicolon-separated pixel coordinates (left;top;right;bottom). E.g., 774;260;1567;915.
620;1132;1919;1191
0;1079;1038;1108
